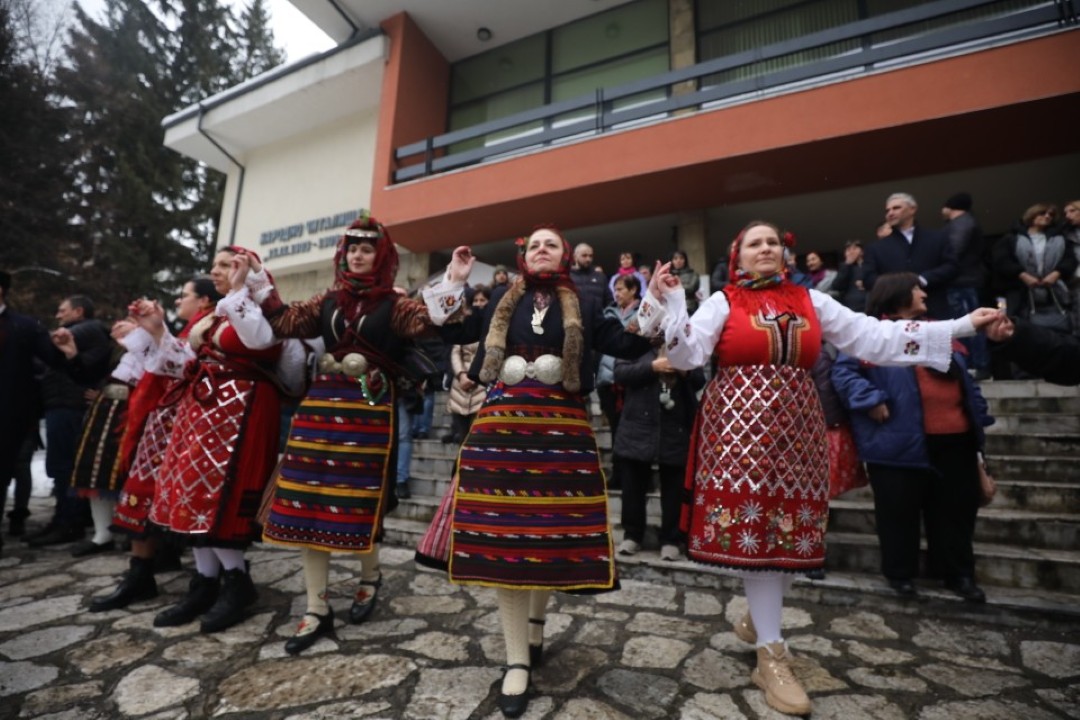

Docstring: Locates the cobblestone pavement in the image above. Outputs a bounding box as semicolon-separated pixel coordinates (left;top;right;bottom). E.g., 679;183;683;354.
2;509;1078;719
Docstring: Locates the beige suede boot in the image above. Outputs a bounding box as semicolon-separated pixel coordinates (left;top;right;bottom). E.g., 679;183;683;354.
751;641;811;716
734;611;757;644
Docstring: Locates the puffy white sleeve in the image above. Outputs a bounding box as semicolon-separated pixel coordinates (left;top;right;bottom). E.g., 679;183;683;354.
215;287;277;350
109;350;145;385
812;289;975;372
420;274;467;326
636;287;729;371
142;327;195;378
275;339;309;397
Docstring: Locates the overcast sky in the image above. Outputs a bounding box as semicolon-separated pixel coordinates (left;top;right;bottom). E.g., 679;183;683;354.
76;0;334;62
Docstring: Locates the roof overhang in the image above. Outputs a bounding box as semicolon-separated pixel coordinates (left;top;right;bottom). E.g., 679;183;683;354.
163;32;388;171
288;0;635;62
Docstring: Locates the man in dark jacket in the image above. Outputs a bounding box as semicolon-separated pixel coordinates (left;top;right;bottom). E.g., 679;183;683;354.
986;315;1080;386
26;294;113;547
570;243;609;307
942;192;989;378
864;193;958;320
0;272;61;550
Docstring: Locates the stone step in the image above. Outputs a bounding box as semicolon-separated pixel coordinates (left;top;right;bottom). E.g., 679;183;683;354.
987;395;1080;414
828;500;1079;551
985;413;1080;434
984;455;1079;485
381;517;1080;618
983;432;1080;457
824;531;1080;593
840;480;1080;512
978;379;1080;399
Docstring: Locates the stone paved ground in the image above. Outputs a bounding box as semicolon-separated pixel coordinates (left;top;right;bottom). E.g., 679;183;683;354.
2;496;1079;720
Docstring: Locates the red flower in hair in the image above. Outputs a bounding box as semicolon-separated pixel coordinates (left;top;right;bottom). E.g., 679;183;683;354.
782;231;797;248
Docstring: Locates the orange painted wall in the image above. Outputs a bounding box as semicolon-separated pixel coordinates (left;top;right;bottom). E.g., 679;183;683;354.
372;13;449;192
371;29;1080;251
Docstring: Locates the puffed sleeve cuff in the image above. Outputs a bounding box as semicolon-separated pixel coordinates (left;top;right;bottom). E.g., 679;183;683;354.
119;327;154;354
275;339;308;397
421;277;466;326
245;267;274;304
110;351;144;385
216;286;251;316
635;290;668;337
950;315;976;338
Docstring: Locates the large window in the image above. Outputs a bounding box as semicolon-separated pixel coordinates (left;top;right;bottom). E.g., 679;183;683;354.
696;0;1049;89
448;0;670;153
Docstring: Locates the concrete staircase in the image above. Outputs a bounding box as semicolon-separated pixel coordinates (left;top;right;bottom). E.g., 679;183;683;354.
386;381;1080;617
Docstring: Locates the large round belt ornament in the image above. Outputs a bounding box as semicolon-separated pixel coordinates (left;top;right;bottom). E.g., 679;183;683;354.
341;353;369;377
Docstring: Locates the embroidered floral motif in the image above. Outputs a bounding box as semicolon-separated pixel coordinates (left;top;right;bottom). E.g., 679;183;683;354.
736;528;760;553
904;320;921;333
903;340;920;356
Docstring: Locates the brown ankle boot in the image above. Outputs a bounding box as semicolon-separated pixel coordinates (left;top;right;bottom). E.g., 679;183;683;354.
751;641;811;716
734;611;757;644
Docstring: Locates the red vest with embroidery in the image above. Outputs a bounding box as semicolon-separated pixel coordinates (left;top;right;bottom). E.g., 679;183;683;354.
716;286;822;369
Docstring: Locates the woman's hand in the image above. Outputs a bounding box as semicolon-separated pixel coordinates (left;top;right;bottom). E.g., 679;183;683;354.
651;356;674;374
1019;271;1039;288
650;261;681;298
111;319;137;341
229;253;252;291
130;298;166;339
447;246;474;284
868;403;890;423
968;307;1004;330
1042;271;1061;286
984;315;1015;343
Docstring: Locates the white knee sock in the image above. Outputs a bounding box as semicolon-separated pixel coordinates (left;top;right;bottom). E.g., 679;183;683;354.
497;588;531;695
528;590;551;646
88;497;115;545
192;547;222;578
301;547;331;615
742;572;787;647
359;544;381;584
211;547;247;572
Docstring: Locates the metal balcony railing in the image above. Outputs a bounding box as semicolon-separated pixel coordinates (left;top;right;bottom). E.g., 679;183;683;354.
393;0;1077;183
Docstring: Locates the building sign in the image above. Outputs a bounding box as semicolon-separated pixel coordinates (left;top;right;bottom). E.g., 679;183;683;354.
260;209;365;260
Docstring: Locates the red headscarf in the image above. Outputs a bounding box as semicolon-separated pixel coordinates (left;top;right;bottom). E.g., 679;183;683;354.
725;221;807;317
333;214;399;320
514;223;577;292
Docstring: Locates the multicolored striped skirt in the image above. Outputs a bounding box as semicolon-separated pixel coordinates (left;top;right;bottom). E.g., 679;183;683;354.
70;382;130;498
448;379;615;591
261;373;393;553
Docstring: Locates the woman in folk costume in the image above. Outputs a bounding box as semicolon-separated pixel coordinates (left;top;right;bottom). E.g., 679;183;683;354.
88;277;222;612
148;247;305;634
57;319;147;558
431;225;650;718
636;221;1001;717
235;215;475;655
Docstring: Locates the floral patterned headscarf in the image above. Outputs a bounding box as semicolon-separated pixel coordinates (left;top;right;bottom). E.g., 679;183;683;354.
514;224;576;292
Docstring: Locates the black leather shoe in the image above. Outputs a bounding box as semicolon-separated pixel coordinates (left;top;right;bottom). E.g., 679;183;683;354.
888;579;918;598
396;482;411;500
200;568;258;633
26;525;84;548
154;572;220;627
496;664;531;718
7;510;28;537
945;576;986;604
71;539;116;558
440;433;455;444
90;557;158;612
349;574;381;624
284;607;335;655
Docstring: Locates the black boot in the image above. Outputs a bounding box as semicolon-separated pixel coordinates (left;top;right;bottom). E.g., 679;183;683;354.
199;567;257;633
7;509;29;537
90;557;159;612
154;572;220;627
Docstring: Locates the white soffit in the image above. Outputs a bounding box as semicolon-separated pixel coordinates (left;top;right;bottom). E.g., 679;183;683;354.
163;34;388;171
290;0;635;61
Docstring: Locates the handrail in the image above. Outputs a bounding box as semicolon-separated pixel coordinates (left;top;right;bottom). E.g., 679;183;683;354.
393;0;1072;182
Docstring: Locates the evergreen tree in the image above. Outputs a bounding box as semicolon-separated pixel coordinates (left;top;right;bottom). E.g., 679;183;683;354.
234;0;285;80
0;0;75;319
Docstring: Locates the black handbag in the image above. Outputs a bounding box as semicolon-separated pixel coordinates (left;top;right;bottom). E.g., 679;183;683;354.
1028;288;1072;334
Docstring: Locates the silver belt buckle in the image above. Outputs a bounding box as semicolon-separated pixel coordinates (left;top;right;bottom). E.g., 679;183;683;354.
499;355;527;385
533;354;562;384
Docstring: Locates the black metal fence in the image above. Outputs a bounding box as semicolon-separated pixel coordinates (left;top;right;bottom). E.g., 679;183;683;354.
393;0;1077;183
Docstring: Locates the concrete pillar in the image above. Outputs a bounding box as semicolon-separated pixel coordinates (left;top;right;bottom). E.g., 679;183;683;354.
669;0;697;102
395;249;431;290
677;210;709;288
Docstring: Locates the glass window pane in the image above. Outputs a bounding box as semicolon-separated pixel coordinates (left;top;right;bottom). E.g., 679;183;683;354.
866;0;1048;45
448;83;545;155
451;34;546;105
552;0;668;73
697;0;809;33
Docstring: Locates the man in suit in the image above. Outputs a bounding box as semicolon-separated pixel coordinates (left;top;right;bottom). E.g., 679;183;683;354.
864;193;958;320
0;272;60;551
